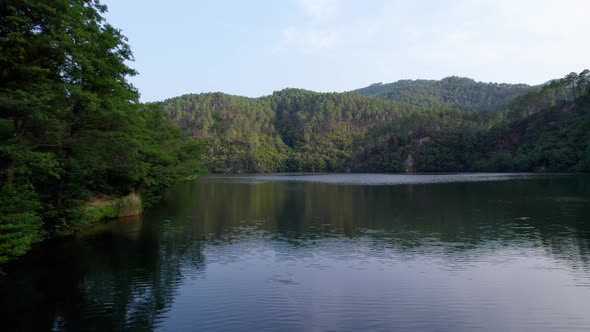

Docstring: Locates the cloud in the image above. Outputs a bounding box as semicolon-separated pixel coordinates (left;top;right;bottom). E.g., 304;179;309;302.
276;25;338;53
272;0;590;84
272;0;342;53
297;0;340;18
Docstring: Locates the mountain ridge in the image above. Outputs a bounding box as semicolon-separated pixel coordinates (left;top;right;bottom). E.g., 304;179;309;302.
353;76;533;111
159;70;590;174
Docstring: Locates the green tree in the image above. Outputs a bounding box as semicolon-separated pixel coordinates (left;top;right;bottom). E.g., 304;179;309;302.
1;1;203;263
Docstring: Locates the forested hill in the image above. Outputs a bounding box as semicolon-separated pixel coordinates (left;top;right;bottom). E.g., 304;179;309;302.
354;77;532;111
162;70;590;174
162;93;286;173
161;90;424;173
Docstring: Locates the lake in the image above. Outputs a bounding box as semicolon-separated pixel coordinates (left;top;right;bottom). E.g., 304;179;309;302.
1;173;590;331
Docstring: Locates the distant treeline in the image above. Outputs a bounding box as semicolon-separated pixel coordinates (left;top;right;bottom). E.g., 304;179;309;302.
162;71;590;173
354;76;532;112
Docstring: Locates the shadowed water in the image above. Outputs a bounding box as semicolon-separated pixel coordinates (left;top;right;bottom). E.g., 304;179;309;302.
1;173;590;331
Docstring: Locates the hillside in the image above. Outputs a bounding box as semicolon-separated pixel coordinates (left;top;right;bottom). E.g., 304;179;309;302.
349;71;590;172
354;77;533;111
161;71;590;174
162;89;426;172
347;97;590;173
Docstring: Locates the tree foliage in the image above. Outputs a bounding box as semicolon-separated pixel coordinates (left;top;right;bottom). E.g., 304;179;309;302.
0;1;203;263
351;70;590;173
163;71;589;175
354;76;532;111
163;89;429;172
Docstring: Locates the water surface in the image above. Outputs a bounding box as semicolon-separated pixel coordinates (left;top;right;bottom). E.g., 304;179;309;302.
1;173;590;331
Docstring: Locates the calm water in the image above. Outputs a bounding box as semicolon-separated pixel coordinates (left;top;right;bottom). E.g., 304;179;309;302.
2;173;590;331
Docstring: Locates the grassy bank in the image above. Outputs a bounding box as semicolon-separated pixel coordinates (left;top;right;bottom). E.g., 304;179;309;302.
83;193;143;224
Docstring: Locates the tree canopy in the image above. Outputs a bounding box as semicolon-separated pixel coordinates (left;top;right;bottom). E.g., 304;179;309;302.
0;0;203;263
162;71;590;174
354;76;532;111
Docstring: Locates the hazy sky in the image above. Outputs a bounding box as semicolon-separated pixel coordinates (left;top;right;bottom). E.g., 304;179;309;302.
103;0;590;102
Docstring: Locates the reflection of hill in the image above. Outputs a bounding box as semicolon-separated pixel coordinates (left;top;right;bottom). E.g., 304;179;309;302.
162;176;590;266
1;175;589;329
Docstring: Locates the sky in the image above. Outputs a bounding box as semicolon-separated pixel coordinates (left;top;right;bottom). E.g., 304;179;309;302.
103;0;590;102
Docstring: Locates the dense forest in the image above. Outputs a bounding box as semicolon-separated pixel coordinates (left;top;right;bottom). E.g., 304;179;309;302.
162;90;427;172
162;71;590;174
351;71;590;172
354;76;532;111
0;1;203;263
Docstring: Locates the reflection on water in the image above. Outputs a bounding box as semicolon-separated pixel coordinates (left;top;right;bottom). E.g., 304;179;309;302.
1;174;590;331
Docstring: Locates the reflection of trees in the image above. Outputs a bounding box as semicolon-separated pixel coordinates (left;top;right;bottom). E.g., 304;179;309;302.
1;175;589;330
166;176;590;268
0;215;206;331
